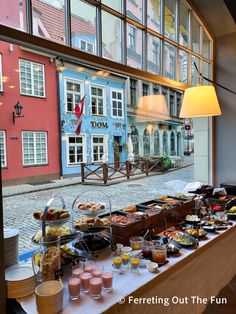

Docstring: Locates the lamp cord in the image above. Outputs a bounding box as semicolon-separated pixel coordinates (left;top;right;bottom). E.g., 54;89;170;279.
193;62;236;95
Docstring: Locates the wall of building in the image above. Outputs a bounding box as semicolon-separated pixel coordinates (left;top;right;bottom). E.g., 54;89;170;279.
58;67;127;176
214;32;236;186
0;42;60;184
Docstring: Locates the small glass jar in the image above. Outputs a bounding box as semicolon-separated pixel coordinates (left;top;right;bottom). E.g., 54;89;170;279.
142;241;154;259
121;253;130;267
151;244;167;265
130;236;144;250
112;256;122;272
130;257;140;273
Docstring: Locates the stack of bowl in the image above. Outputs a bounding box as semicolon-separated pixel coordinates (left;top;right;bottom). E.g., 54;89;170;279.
5;263;37;298
35;280;64;314
4;228;19;268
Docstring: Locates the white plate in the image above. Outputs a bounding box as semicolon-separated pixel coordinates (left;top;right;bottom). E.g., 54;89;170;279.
5;264;35;282
4;228;19;239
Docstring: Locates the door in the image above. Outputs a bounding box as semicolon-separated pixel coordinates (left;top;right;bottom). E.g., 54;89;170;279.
113;136;120;170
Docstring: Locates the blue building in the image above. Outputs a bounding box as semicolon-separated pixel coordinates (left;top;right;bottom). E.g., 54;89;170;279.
58;64;128;176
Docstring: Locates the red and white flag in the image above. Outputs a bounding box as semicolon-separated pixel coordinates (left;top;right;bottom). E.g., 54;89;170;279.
74;96;85;135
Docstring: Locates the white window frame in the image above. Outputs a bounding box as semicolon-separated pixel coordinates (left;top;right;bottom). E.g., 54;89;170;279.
110;89;124;119
19;59;45;97
79;39;95;54
128;25;136;51
91;134;105;163
0;130;7;167
90;84;106;116
64;77;84;114
22;131;48;166
0;54;3;92
66;133;87;166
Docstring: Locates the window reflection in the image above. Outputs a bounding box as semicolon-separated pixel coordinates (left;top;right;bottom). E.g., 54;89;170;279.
191;15;200;54
179;1;189;47
164;0;176;41
0;0;26;31
203;61;211;82
126;0;143;24
203;31;211;59
71;0;97;55
127;24;143;70
179;50;188;84
32;0;66;45
147;0;161;33
164;43;176;80
102;11;122;63
147;34;160;74
102;0;122;13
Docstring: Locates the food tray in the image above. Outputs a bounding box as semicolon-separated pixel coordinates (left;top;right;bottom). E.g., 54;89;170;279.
156;195;189;203
136;200;168;211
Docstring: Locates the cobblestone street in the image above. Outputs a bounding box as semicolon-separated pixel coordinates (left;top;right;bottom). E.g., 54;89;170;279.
3;165;194;253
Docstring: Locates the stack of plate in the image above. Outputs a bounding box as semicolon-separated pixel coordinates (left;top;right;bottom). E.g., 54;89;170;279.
5;263;37;299
4;228;19;268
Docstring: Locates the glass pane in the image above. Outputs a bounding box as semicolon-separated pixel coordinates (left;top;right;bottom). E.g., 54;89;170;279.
0;0;26;31
164;0;176;41
127;24;143;70
179;50;188;83
126;0;143;24
71;0;97;55
163;43;176;80
102;11;122;63
203;31;211;59
203;61;212;82
147;34;160;74
102;0;122;12
191;56;200;86
147;0;160;33
32;0;66;45
179;1;189;47
191;15;200;54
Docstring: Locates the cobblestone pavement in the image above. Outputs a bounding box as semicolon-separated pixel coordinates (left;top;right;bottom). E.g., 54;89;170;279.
3;165;194;254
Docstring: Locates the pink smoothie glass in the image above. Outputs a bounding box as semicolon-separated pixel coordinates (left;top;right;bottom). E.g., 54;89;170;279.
68;277;81;300
89;277;103;299
80;272;92;293
102;271;113;292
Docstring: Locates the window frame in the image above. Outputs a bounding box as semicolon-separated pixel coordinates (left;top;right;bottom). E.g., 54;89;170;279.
22;131;48;166
19;59;46;98
0;130;7;168
91;134;105;163
110;88;124;119
90;83;106;116
79;39;95;55
130;78;137;107
128;24;136;51
66;133;87;166
64;77;84;114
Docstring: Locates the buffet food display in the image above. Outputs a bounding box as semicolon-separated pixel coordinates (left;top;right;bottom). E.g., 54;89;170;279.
6;189;236;314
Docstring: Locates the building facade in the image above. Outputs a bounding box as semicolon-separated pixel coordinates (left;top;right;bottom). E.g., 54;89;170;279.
58;64;127;176
0;41;60;185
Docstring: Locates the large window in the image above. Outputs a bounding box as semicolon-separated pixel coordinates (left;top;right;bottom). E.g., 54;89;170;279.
67;135;86;165
191;15;200;54
22;131;47;166
170;131;176;155
0;54;2;91
92;136;104;162
203;31;211;59
163;131;168;155
65;79;82;112
131;126;139;156
147;34;160;74
179;50;188;83
19;59;45;97
154;130;160;156
71;0;97;55
91;85;105;116
179;0;189;47
169;91;175;117
130;79;137;107
127;24;142;70
102;11;122;63
111;90;123;118
164;0;176;41
102;0;122;12
126;0;143;24
164;43;176;80
147;0;161;33
143;129;151;156
0;131;6;167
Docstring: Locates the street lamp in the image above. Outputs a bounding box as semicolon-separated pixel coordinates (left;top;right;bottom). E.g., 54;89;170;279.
12;102;24;124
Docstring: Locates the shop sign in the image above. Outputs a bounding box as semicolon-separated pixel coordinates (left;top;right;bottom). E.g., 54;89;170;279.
91;121;108;129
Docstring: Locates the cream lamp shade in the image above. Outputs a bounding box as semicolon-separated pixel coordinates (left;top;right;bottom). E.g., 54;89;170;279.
180;86;222;118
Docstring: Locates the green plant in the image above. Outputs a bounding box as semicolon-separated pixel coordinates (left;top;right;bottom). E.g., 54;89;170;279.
162;154;172;171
